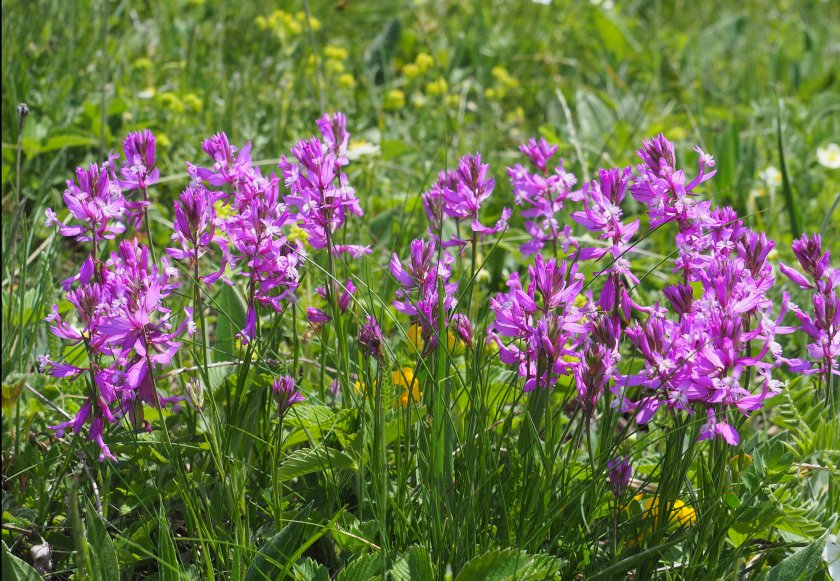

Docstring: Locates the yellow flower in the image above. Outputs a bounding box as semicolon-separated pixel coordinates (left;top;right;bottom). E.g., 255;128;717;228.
324;45;348;60
255;15;268;30
325;58;345;75
407;324;424;352
402;63;421;79
444;94;461;109
632;494;697;527
339;74;357;89
384;89;406;111
159;92;184;113
415;52;434;73
447;330;466;357
425;78;448;97
393;368;421;407
156;133;172;149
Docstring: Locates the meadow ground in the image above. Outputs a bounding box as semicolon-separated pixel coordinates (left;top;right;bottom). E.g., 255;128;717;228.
2;0;839;579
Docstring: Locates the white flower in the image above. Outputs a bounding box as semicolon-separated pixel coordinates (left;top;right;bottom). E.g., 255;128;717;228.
817;143;840;169
758;166;782;188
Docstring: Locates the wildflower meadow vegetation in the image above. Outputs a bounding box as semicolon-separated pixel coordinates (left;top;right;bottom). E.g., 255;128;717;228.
2;1;839;579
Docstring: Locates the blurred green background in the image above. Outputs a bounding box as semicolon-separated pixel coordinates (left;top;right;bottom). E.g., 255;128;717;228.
2;0;839;257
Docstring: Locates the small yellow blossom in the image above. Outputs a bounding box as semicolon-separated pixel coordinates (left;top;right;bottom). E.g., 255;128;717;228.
402;63;421;79
325;58;345;75
384;89;406;111
324;45;349;61
339;74;357;89
425;78;448;97
156;133;171;149
415;52;434;73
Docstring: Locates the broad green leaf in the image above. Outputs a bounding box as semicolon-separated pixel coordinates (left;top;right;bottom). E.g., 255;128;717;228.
293;557;330;581
85;498;119;581
277;446;356;482
212;284;247;362
336;552;384;581
391;546;435;581
767;531;828;581
1;541;41;581
454;548;531;581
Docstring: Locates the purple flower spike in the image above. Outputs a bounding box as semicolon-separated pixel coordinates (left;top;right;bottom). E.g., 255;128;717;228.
607;456;632;499
272;375;304;416
358;315;384;360
120;130;159;191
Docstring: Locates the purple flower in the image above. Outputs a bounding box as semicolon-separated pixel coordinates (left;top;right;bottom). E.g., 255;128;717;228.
423;153;511;246
45;163;126;245
508;138;578;255
307;307;331;324
272;375;304;416
390;238;459;351
166;184;229;285
358;315;385;359
280;115;366;257
119;130;159;191
488;254;587;391
607;456;632;499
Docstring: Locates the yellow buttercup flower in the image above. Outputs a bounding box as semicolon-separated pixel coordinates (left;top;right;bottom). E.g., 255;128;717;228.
393;367;420;407
407;324;424;352
631;493;697;527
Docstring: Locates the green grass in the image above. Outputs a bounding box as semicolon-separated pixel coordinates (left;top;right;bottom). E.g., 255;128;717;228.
2;0;839;579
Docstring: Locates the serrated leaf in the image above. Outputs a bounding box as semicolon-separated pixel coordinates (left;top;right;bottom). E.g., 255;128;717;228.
292;557;330;581
85;498;119;581
391;546;435;581
1;541;41;581
767;531;828;581
277;446;356;482
455;548;532;581
337;552;384;581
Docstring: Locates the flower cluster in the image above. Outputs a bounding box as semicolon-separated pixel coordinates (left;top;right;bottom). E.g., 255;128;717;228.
488;254;587;391
780;234;840;381
280;112;369;257
491;134;805;446
507;138;578;255
422;153;511;247
41;239;190;461
390;238;469;351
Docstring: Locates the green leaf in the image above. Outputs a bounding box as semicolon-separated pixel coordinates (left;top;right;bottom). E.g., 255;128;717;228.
245;504;316;581
454;548;531;581
292;557;330;581
212;284;247;362
337;552;384;581
85;498;119;581
158;506;180;581
277;446;356;482
391;546;435;581
767;531;828;581
1;541;41;581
